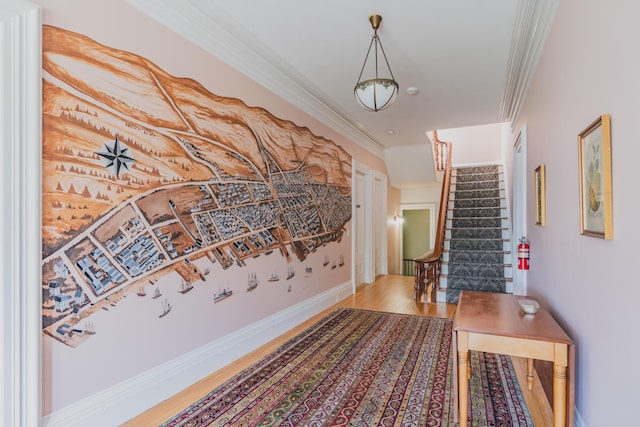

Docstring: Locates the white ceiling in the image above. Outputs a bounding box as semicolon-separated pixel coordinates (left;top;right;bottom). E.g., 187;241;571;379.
129;0;558;186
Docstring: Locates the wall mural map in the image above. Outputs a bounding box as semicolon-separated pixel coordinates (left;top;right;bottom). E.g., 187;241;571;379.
41;26;352;347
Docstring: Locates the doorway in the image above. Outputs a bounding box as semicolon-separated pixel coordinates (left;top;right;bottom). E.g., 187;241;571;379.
512;125;528;295
399;204;435;276
373;171;388;278
352;161;388;289
353;166;368;287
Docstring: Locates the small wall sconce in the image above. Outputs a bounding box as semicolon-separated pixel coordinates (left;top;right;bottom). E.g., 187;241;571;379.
394;214;404;224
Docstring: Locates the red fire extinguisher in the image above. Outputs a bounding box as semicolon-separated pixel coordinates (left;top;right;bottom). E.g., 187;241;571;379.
518;237;530;270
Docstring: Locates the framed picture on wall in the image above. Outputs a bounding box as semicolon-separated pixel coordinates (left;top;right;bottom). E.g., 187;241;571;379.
534;164;546;226
578;114;613;239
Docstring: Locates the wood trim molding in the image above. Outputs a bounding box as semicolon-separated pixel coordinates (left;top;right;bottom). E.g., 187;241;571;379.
0;2;42;426
499;0;560;125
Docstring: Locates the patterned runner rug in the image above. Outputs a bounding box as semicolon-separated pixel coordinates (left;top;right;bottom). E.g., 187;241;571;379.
162;308;533;426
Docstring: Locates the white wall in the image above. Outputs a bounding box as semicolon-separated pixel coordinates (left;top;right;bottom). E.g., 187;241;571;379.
401;185;442;206
515;0;640;425
400;185;441;239
384;144;436;188
432;122;505;167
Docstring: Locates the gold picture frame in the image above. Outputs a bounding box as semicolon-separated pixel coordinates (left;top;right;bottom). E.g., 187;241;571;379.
534;164;546;226
578;114;612;239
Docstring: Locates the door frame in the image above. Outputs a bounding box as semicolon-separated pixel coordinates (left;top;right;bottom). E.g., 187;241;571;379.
399;203;436;271
351;161;387;290
352;161;370;291
1;2;43;426
373;170;388;278
512;124;528;295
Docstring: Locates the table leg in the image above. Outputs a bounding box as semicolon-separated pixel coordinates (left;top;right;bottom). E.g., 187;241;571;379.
527;358;534;391
458;349;469;427
553;362;567;427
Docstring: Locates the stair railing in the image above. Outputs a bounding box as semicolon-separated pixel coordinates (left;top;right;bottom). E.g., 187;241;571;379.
433;130;449;172
414;134;452;302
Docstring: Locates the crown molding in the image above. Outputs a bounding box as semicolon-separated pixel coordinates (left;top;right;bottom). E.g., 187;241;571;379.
127;0;385;158
499;0;560;126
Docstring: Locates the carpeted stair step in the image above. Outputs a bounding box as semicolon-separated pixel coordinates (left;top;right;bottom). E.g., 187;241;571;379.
447;237;507;251
449;217;503;228
450;207;502;218
453;166;497;174
440;274;513;285
450;197;502;209
446;275;508;291
447;249;506;264
446;261;504;278
455;165;501;175
452;188;501;199
454;172;500;183
453;180;501;191
445;276;509;303
449;227;505;239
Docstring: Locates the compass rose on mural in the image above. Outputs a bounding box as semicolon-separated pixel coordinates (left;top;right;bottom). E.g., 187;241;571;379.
96;136;135;179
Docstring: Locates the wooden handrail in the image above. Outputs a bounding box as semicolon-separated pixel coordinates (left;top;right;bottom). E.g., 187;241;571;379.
433;130;449;172
414;134;452;302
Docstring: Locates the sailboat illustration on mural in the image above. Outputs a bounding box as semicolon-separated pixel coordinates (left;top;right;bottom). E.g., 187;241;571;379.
152;287;162;299
179;279;193;294
286;264;295;280
83;321;96;335
247;273;258;292
268;271;279;282
214;286;233;303
159;298;172;318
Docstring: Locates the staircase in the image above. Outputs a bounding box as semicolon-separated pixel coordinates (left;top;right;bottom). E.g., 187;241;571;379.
437;165;512;303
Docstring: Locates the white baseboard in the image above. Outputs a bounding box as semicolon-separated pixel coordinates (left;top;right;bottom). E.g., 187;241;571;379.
42;280;353;427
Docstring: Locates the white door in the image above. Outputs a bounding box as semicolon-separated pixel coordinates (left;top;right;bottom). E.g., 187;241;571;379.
374;172;388;277
352;162;383;287
354;170;366;287
512;125;528;295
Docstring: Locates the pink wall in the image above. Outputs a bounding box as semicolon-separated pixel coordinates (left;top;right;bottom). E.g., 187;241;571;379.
515;0;640;425
37;0;390;416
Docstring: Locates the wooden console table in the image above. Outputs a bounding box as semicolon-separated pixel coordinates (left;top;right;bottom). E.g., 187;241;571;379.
453;290;574;427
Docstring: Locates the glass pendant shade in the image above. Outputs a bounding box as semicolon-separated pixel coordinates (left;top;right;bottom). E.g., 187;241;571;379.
354;78;399;112
354;15;399;112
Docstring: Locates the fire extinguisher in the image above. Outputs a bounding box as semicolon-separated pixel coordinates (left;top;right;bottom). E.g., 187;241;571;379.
518;237;530;270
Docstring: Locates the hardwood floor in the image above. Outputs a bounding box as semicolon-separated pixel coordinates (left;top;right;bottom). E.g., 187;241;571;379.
123;275;553;426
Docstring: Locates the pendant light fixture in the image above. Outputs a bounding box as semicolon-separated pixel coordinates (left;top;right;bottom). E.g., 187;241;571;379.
354;14;399;112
